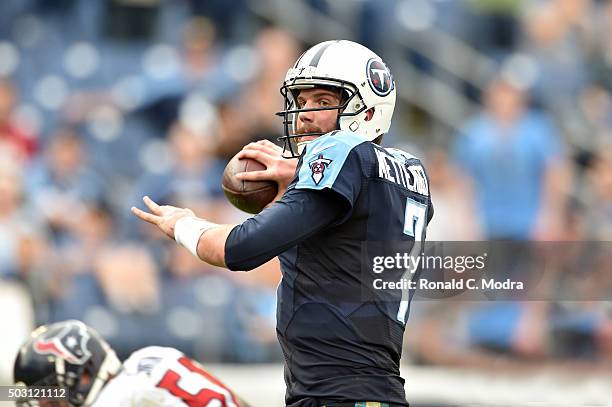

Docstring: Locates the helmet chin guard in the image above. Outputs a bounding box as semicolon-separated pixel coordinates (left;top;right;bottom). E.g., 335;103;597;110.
277;40;396;158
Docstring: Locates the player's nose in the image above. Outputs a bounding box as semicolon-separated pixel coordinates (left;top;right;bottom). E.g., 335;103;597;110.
298;110;314;123
298;101;316;123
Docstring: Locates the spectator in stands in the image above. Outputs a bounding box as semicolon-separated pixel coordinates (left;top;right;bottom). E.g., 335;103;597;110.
424;148;481;240
0;154;39;381
180;17;220;85
0;78;38;162
408;299;612;368
582;144;612;239
523;1;589;110
46;200;115;323
579;85;612;142
132;121;225;211
215;28;300;158
588;0;612;92
453;74;568;240
133;16;232;134
0;154;47;279
27;128;107;244
95;243;160;315
464;0;522;57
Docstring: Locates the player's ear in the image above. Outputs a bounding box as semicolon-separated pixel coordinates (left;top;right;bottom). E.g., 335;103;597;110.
365;108;375;121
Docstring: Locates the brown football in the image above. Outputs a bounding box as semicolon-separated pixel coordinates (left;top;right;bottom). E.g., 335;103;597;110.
222;155;278;214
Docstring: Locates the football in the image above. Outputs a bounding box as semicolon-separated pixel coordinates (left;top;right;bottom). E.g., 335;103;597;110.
222;154;278;214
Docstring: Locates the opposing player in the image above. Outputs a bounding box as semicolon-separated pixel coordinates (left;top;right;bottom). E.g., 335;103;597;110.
13;320;248;406
132;40;433;406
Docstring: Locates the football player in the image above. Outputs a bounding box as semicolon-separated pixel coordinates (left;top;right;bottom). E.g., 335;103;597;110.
13;320;249;406
132;40;433;406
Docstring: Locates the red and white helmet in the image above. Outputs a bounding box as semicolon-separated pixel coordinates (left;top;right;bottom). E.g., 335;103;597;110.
277;40;396;157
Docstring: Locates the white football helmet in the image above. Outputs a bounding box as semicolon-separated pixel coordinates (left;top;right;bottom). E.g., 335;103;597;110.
277;40;397;158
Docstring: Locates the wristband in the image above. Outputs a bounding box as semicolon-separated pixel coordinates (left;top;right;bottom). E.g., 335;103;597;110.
174;216;217;259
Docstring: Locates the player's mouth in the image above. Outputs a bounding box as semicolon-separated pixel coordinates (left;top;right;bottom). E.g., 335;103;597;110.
297;135;319;143
296;126;323;144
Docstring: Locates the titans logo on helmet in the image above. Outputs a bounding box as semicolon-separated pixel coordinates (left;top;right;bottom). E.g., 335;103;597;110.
33;323;92;365
367;58;394;96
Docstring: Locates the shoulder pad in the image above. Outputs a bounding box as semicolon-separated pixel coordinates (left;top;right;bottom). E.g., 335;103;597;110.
123;346;183;375
373;145;430;196
383;147;419;162
296;131;367;190
127;346;183;360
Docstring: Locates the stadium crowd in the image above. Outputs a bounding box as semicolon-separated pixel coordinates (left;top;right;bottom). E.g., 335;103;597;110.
0;0;610;383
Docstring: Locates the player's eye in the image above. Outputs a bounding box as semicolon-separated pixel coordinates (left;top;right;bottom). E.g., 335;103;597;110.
296;99;306;108
319;99;331;107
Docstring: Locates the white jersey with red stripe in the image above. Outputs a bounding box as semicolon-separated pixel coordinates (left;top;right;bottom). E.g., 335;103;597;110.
91;346;241;407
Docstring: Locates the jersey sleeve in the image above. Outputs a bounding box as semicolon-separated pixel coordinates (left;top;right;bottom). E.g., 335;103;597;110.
225;187;347;271
294;131;366;207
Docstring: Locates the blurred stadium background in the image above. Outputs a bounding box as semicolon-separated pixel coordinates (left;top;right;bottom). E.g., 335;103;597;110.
0;0;610;405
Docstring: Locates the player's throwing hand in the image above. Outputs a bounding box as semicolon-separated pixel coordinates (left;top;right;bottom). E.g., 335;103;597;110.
131;196;195;240
236;140;298;202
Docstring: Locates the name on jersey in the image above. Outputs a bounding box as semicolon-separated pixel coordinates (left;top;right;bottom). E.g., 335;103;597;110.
374;149;429;195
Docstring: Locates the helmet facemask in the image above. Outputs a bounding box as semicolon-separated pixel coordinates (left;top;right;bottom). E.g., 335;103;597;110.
15;355;116;407
276;78;367;158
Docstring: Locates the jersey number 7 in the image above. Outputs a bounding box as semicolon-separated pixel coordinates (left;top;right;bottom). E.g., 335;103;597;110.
397;197;427;324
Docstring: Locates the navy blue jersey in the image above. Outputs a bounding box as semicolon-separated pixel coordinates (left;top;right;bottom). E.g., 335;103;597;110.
225;131;433;406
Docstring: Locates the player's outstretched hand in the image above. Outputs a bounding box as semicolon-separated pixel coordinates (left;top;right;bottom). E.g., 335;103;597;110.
131;196;195;240
235;140;298;198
